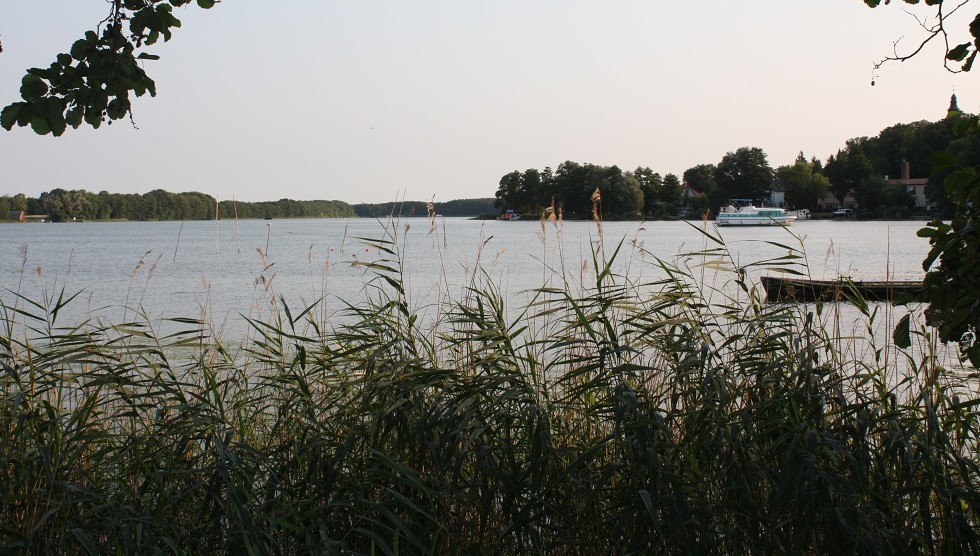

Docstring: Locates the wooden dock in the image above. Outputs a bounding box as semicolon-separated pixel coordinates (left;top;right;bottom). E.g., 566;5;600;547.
760;275;923;303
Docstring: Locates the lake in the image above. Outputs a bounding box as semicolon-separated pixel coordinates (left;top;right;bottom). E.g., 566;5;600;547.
0;217;933;335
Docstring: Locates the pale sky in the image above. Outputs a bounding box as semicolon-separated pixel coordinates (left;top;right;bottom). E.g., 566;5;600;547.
1;1;977;203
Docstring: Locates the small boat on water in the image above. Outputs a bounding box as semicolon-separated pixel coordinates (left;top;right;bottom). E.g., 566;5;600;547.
716;203;795;226
760;275;923;303
497;209;521;221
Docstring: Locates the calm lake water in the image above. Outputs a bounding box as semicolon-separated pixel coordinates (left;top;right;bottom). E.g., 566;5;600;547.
0;217;933;334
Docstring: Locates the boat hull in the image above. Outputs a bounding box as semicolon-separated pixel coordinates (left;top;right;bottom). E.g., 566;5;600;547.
716;216;794;226
760;275;923;303
715;204;795;226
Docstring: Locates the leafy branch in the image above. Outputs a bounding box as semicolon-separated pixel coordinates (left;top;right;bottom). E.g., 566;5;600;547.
864;0;979;76
0;0;217;136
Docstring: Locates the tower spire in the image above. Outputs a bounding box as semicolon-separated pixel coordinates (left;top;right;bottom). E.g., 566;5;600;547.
948;92;961;117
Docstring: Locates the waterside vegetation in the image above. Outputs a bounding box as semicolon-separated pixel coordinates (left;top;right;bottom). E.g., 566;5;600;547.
0;189;355;222
494;109;977;220
0;190;497;223
1;222;977;553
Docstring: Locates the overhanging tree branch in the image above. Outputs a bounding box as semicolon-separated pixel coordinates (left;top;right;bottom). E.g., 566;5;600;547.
0;0;218;136
867;0;979;77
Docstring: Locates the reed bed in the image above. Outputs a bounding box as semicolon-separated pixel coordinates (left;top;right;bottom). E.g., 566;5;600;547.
1;223;978;555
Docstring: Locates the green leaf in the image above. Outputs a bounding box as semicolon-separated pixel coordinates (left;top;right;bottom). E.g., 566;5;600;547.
56;53;73;67
944;168;979;195
1;103;23;130
66;106;84;128
893;313;912;348
137;53;161;60
106;97;130;120
947;43;971;62
47;98;67;136
70;39;90;61
30;115;51;135
16;104;32;127
49;113;67;136
929;150;959;172
963;51;978;72
20;74;49;102
197;0;216;7
84;106;103;128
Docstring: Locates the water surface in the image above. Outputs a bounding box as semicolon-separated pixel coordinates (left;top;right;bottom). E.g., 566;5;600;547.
0;218;932;331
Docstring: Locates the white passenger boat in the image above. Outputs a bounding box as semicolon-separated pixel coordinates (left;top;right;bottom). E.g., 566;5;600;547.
716;204;795;226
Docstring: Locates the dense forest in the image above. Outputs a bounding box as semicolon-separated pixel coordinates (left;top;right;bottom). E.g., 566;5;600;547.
352;198;496;218
495;108;979;218
0;189;495;222
0;189;355;222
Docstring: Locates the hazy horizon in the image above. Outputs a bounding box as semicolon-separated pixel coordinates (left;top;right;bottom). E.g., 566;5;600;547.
2;1;977;203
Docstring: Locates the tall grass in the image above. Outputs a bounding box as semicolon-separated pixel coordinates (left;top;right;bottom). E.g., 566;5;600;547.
1;224;978;554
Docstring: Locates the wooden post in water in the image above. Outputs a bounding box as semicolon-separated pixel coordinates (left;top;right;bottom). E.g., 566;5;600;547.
233;197;241;254
174;220;184;262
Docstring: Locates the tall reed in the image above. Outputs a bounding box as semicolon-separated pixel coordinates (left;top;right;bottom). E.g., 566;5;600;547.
0;226;977;554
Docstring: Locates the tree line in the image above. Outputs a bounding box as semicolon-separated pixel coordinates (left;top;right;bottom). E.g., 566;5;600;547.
352;198;496;218
496;111;976;218
0;188;502;222
0;188;355;222
494;163;683;219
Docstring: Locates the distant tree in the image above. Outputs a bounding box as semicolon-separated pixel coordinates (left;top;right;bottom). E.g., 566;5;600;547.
661;173;682;206
881;182;915;212
495;171;522;210
682;164;717;196
715;147;774;204
10;193;28;212
824;142;873;203
553;161;591;218
519;168;543;213
810;156;824;174
26;196;42;215
538;166;555;207
632;166;662;215
588;165;642;217
436;198;497;217
39;188;97;221
685;193;709;219
852;175;886;213
776;161;831;211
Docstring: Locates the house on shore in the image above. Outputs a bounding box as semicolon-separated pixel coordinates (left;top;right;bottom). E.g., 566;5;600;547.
886;160;931;210
7;210;27;222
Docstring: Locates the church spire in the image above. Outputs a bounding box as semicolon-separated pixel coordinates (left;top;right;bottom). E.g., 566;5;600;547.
948;93;961;117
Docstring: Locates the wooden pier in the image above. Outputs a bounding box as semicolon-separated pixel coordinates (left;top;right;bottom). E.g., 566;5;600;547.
760;275;923;303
